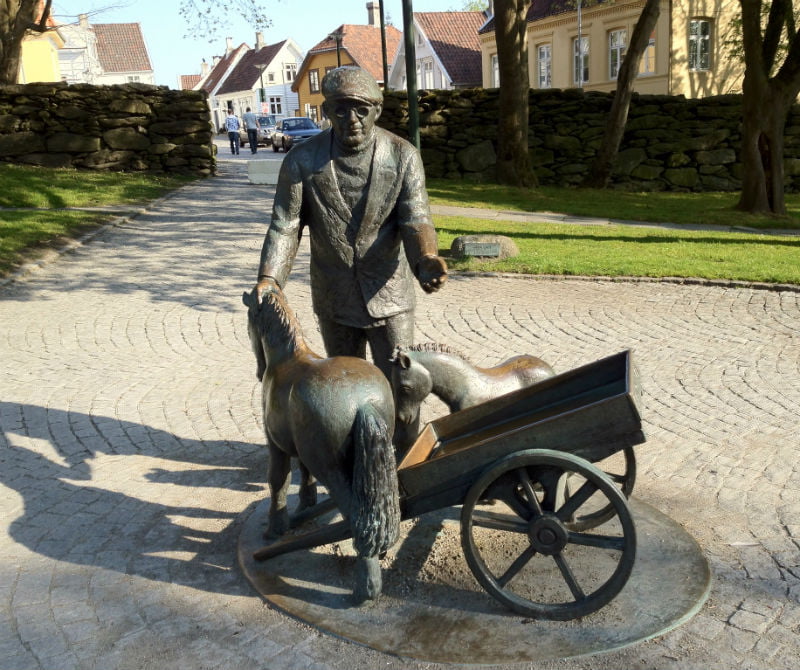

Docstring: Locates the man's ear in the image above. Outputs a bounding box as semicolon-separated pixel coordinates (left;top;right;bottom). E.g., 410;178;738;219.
373;103;383;120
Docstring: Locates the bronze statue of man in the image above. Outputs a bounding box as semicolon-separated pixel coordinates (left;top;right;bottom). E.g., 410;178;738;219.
254;66;447;378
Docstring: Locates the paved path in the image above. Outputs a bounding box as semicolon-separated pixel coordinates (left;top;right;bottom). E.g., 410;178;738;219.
1;161;799;670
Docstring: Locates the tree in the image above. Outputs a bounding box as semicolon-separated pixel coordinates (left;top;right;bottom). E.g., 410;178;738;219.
0;0;271;85
0;0;53;84
493;0;537;187
737;0;800;214
581;0;661;188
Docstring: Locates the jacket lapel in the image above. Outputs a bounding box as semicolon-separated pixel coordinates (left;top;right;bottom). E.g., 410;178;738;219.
357;133;397;244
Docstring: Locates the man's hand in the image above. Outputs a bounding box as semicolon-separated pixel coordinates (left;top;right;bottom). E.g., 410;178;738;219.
253;276;279;304
417;255;448;293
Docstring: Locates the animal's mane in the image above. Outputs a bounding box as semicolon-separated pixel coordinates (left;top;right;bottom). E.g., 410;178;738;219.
253;289;304;354
408;342;471;363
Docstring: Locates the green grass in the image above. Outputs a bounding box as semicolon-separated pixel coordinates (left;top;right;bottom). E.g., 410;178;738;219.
0;163;195;209
434;216;800;284
427;179;800;230
0;163;199;276
0;210;108;275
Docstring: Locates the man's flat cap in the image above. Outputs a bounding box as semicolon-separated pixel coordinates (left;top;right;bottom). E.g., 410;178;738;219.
321;67;383;104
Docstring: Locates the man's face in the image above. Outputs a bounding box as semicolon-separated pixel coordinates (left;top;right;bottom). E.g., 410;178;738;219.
324;98;382;149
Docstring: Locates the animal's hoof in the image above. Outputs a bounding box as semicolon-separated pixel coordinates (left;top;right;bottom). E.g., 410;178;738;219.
264;511;290;539
352;557;382;604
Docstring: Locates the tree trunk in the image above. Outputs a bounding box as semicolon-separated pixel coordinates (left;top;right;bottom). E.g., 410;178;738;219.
737;81;789;214
494;0;536;187
0;0;44;85
582;0;661;188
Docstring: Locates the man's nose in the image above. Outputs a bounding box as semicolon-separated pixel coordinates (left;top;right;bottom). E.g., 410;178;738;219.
347;108;360;122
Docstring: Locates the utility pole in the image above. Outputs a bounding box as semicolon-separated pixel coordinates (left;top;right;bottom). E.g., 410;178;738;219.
401;0;419;149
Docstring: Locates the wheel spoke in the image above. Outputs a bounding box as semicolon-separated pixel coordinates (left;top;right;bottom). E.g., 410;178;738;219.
605;471;626;484
517;469;543;515
567;531;626;551
497;544;538;587
471;510;528;533
556;478;598;521
553;552;585;600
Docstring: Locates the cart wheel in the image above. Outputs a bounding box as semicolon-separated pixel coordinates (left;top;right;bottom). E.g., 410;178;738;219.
561;444;636;531
460;449;636;620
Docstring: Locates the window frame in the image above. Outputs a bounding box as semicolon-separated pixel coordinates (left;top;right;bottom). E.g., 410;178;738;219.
639;31;656;75
269;96;282;115
608;29;627;80
573;36;589;86
688;19;711;71
309;68;320;94
537;43;552;89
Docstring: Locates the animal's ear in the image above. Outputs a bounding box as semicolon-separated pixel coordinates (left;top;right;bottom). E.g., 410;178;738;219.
242;290;254;307
398;352;411;370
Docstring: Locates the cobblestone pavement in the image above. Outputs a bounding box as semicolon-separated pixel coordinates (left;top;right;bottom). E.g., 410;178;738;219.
1;162;799;670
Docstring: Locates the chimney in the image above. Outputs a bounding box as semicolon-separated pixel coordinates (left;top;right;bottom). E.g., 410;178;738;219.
366;1;380;26
225;37;234;54
487;0;494;16
201;59;209;76
212;55;221;67
78;13;90;29
255;32;265;50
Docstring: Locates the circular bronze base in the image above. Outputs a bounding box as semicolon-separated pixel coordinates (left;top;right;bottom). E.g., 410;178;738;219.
238;498;710;664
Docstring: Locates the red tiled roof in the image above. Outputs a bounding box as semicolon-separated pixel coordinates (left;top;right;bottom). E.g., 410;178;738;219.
307;24;401;83
179;74;201;90
199;43;250;93
217;40;286;94
93;23;152;73
416;12;485;87
479;0;594;34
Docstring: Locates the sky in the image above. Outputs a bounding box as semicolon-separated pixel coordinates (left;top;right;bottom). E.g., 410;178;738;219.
51;0;468;88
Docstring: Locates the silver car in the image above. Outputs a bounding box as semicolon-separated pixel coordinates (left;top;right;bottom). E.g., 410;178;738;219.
271;117;322;152
240;115;278;148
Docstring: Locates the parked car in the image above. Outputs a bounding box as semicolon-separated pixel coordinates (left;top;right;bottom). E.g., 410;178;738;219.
272;117;322;152
240;115;278;148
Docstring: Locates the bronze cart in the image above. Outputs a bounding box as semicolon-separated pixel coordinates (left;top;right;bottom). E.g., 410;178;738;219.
254;350;646;620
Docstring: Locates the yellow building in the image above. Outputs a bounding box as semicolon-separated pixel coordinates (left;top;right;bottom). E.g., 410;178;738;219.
19;14;64;83
293;3;401;122
479;0;743;98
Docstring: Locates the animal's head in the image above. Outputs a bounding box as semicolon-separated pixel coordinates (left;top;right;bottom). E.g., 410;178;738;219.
242;289;267;381
389;346;431;425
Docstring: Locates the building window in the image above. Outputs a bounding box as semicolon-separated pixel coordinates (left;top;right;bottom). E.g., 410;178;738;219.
537;44;551;88
491;54;499;87
305;104;318;121
269;97;282;115
421;58;434;88
640;31;656;75
573;37;589;86
127;75;140;82
609;29;627;80
267;72;275;83
689;19;711;71
309;68;320;94
284;63;296;82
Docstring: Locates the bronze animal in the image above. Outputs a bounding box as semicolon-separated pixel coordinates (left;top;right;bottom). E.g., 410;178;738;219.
390;343;556;453
243;283;400;603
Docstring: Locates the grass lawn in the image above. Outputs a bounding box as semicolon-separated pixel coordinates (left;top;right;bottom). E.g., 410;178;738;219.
434;216;800;285
427;179;800;231
0;164;197;276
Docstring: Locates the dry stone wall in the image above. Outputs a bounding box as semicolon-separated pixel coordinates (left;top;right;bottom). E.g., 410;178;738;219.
379;88;800;192
0;82;214;176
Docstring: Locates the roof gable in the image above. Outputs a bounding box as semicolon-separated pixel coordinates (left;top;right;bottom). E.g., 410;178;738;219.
92;23;152;73
199;43;250;93
416;12;485;86
179;74;201;89
479;0;598;33
305;24;401;84
217;40;287;94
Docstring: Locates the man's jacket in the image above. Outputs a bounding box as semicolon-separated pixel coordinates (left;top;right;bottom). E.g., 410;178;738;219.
258;127;439;328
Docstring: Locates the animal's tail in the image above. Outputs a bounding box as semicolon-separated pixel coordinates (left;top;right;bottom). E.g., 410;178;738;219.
351;404;400;558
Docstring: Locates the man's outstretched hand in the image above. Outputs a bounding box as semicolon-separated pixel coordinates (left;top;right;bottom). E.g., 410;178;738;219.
417;255;448;293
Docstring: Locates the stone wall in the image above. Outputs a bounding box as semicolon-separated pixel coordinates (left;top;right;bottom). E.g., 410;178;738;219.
0;82;214;176
379;88;800;192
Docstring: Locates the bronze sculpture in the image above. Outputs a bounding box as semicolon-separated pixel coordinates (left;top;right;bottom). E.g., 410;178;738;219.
390;343;556;453
243;281;399;603
254;66;447;379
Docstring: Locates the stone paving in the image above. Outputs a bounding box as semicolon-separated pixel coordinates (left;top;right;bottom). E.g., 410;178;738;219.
1;161;799;669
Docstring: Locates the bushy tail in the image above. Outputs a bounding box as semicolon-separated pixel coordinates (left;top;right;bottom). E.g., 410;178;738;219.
351;404;400;558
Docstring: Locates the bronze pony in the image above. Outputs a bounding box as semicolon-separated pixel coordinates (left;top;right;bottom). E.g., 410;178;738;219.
243;282;399;602
390;343;555;453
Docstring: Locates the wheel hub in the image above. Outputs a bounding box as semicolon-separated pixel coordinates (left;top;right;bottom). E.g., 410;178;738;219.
528;514;569;554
